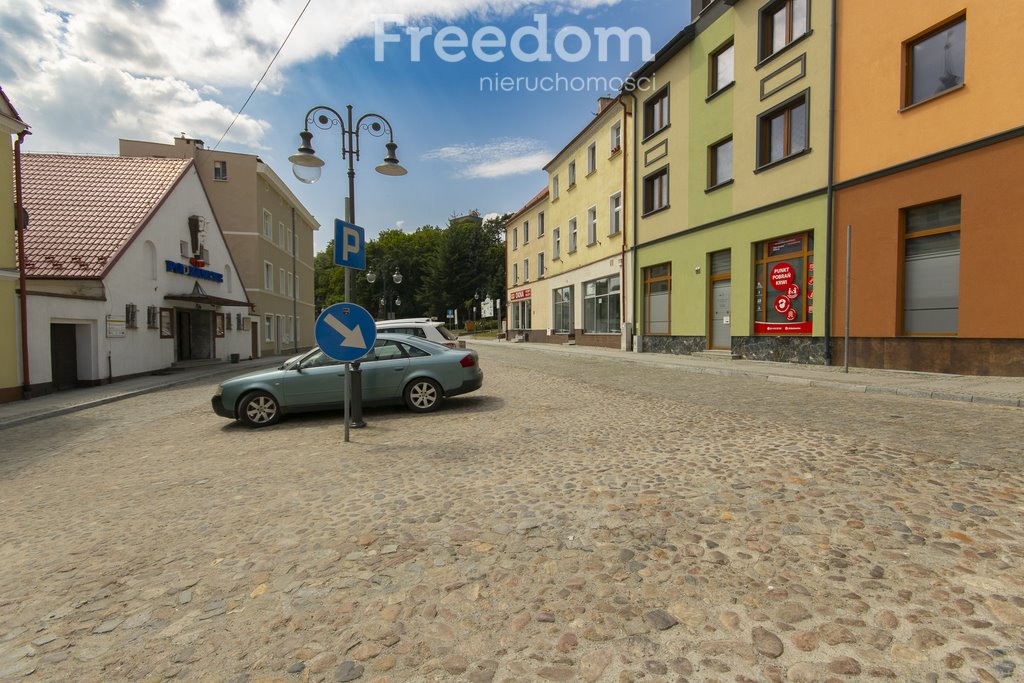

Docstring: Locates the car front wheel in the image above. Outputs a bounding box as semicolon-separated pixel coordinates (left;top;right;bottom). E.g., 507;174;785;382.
404;378;443;413
238;390;282;428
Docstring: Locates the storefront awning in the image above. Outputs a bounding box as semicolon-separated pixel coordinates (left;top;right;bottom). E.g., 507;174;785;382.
165;282;253;309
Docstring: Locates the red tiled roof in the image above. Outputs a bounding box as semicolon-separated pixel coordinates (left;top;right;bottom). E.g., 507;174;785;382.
20;154;192;278
506;187;549;224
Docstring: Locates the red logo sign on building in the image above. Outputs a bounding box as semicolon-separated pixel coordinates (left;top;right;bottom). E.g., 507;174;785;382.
770;262;795;290
773;295;791;314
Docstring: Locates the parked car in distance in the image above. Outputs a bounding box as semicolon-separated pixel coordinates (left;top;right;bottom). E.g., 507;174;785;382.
376;317;465;348
211;333;483;428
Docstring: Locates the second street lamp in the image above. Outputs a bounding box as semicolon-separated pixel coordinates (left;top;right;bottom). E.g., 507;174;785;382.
366;264;403;320
289;104;407;439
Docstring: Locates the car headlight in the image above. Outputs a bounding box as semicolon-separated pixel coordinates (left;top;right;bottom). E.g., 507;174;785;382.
214;386;224;397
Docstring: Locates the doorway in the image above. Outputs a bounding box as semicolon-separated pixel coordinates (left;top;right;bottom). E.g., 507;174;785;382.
709;250;732;350
175;309;214;361
50;323;79;390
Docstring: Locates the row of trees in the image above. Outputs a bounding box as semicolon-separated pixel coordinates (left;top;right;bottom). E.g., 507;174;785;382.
314;213;509;325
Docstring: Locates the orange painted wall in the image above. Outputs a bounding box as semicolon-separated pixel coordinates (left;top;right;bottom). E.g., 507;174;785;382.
832;136;1024;339
835;0;1024;181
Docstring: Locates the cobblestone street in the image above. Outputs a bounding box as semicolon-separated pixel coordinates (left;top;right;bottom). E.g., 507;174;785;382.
1;344;1022;682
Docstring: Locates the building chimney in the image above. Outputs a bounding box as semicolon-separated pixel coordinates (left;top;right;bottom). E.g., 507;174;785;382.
598;97;615;113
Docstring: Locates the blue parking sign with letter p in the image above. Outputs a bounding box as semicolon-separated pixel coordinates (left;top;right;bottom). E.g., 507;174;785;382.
334;219;365;270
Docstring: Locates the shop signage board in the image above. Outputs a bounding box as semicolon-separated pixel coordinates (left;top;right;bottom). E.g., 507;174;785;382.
770;262;794;290
755;321;812;334
105;315;126;338
510;289;532;301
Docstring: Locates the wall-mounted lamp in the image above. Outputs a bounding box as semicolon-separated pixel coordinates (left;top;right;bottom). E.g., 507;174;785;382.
694;266;702;274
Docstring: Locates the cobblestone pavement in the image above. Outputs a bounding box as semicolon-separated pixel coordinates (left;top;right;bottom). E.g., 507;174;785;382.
1;345;1022;682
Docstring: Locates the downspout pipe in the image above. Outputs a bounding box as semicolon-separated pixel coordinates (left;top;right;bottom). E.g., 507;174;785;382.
291;207;298;353
627;90;639;349
15;129;31;397
619;97;630;343
823;0;838;365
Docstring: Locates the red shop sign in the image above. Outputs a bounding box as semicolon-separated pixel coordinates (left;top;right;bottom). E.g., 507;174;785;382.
770;262;795;290
755;321;812;335
510;289;532;301
773;295;792;314
786;284;801;300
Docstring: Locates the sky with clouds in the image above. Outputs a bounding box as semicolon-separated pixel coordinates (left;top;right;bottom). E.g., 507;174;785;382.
2;0;690;251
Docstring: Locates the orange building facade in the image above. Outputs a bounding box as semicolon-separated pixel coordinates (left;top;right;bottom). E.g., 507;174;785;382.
832;0;1024;375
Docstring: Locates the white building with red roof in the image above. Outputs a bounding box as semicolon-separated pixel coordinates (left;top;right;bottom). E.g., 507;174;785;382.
20;153;252;394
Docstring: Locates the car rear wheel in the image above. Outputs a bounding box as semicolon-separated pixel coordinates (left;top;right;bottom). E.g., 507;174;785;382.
404;378;443;413
238;390;281;428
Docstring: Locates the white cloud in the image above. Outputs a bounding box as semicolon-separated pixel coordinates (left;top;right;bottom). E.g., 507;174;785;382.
423;138;550;179
1;0;626;154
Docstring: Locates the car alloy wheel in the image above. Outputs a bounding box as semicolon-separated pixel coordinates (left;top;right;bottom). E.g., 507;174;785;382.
239;391;281;427
404;378;443;413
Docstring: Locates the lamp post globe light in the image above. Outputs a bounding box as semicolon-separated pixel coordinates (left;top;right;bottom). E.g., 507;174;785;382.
366;263;403;320
289;104;407;437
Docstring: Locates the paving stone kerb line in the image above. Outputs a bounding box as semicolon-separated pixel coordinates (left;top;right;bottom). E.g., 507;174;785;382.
470;338;1024;408
0;355;295;431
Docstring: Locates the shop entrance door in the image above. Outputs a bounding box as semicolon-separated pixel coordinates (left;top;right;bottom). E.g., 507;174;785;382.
709;250;732;350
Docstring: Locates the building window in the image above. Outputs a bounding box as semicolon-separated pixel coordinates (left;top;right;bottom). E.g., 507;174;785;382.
905;16;966;107
902;197;960;335
159;308;174;339
758;93;808;168
609;193;622;235
214;160;228;181
553;227;561;259
552;175;560;199
587;143;597;174
287;271;294;298
710;40;735;95
179;240;189;259
538;252;545;278
125;303;138;329
643;167;669;214
587;207;598;245
278;222;286;248
523;258;530;282
265;314;274;342
236;313;243;330
279;268;286;293
264;261;273;290
754;231;814;334
610;122;622;155
708;136;733;188
512;227;518;250
644;87;669;138
583;275;621;334
523;220;530;244
513;262;519;285
147;305;159;329
226;312;233;331
511;299;531;330
262;209;273;239
538;211;545;237
568;161;577;188
286;227;294;254
553;286;573;334
644;264;671;335
568;217;578;253
215;313;225;338
760;0;809;62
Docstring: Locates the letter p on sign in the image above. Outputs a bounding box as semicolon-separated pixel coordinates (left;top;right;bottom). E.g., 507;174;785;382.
334;219;366;270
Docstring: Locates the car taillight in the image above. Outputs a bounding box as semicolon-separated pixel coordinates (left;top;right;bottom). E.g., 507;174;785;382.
459;354;476;368
444;342;456;348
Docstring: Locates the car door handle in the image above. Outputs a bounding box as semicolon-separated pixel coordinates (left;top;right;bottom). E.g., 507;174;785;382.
393;367;404;372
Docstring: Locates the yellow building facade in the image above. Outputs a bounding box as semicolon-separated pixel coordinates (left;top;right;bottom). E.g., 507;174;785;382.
1;87;28;403
506;97;635;348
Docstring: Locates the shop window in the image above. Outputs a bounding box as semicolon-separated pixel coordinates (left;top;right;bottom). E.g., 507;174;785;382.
644;264;671;335
905;15;966;107
759;0;809;62
643;167;669;215
754;231;814;334
511;300;531;330
708;136;733;189
583;275;621;334
710;40;735;96
553;286;573;334
757;93;808;168
644;87;669;139
902;197;960;335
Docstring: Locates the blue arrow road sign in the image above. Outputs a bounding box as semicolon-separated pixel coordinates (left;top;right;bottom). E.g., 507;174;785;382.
334;219;366;270
315;303;376;362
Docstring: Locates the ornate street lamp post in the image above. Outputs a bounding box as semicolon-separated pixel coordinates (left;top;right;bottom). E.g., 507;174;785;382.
366;263;403;320
289;104;406;439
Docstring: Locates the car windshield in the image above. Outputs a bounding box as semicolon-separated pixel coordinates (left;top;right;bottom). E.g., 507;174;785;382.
281;349;317;369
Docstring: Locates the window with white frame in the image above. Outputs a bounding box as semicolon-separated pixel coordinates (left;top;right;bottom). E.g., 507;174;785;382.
512;227;518;250
587;143;597;174
265;314;274;341
513;262;519;285
264;262;273;290
552;174;560;199
538;252;545;278
568;160;577;187
587;207;598;245
583;275;621;334
179;240;189;258
610;193;622;235
610;122;622;155
278;222;285;248
287;271;294;298
277;315;285;343
538;211;545;237
523;258;530;282
553;227;561;259
568;218;578;252
287;226;294;254
262;209;273;239
523;220;530;244
213;160;228;181
552;286;573;334
279;268;286;293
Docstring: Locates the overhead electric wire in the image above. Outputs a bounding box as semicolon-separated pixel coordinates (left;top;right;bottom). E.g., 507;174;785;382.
212;0;313;150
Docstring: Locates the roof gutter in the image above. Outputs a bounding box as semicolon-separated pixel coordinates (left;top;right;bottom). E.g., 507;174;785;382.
15;129;30;396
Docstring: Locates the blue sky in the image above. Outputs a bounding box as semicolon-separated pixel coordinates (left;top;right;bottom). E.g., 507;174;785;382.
3;0;690;252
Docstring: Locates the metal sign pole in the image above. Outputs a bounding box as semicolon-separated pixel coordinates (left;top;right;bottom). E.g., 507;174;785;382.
844;224;851;374
343;266;351;442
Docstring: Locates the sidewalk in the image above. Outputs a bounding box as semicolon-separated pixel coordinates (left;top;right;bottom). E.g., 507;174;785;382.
470;338;1024;408
1;342;1021;431
0;355;293;430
